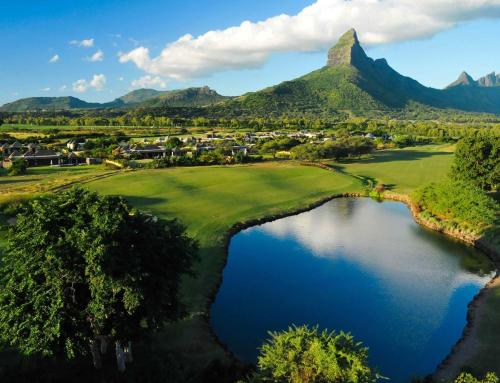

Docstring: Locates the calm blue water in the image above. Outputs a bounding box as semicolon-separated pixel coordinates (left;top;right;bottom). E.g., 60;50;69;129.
211;198;494;382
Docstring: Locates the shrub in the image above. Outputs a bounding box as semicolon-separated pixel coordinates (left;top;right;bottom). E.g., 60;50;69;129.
7;159;27;176
247;325;375;383
412;180;498;234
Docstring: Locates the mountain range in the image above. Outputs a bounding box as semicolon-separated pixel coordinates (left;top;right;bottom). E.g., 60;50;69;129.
1;29;499;115
0;86;229;112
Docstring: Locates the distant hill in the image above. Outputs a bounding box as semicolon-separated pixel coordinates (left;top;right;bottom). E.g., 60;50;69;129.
0;87;229;112
0;96;102;112
116;89;165;105
212;29;500;116
131;86;229;108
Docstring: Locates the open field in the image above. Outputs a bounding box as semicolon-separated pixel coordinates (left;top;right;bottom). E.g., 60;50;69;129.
328;144;455;193
0;165;118;204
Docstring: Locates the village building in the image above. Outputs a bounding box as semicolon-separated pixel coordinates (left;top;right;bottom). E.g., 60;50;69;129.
23;149;63;166
66;139;86;151
62;152;85;166
128;144;166;158
86;157;103;165
231;146;248;156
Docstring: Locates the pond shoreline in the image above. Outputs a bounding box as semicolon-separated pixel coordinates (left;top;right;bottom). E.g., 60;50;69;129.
384;192;500;382
204;191;499;381
203;192;363;372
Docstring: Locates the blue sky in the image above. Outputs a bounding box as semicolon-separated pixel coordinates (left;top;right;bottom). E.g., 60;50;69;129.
1;0;499;105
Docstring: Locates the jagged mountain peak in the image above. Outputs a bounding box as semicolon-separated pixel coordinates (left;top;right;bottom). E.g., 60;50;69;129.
477;71;498;87
447;71;476;88
327;28;369;68
447;70;499;88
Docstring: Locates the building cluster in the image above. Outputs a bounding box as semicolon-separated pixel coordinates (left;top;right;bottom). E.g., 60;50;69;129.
1;141;93;168
0;129;383;171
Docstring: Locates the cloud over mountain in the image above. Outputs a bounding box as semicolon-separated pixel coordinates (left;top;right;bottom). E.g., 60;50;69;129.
119;0;500;80
130;75;167;89
72;74;106;93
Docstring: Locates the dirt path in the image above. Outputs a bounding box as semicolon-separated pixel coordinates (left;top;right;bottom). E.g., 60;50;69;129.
433;272;500;382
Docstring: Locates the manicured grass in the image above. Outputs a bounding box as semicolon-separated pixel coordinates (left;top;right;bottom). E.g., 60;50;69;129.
329;144;454;193
0;165;117;205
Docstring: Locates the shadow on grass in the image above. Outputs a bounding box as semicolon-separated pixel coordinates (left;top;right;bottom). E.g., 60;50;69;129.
118;196;170;213
337;149;451;165
0;178;42;186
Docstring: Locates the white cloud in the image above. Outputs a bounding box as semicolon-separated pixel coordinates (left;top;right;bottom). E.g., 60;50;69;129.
130;75;167;89
40;87;51;92
72;79;88;93
119;0;500;80
72;74;106;93
70;38;94;48
59;85;67;92
90;74;106;90
88;49;104;62
49;54;60;63
118;76;124;81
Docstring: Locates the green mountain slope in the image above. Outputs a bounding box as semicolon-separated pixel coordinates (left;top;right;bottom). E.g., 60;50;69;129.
0;87;228;112
135;86;229;108
116;89;164;105
213;29;500;116
0;96;102;112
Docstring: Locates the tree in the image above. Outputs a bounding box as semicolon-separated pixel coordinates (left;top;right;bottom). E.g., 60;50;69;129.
0;188;197;370
454;372;498;383
261;141;281;158
7;158;28;176
247;325;375;383
451;133;499;190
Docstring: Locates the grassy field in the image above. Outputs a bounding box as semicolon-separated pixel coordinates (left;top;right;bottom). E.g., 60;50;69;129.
328;144;455;193
0;165;118;205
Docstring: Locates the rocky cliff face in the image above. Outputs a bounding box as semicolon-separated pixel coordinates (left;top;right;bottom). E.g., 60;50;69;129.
447;71;476;88
447;71;499;88
477;72;499;87
327;28;370;69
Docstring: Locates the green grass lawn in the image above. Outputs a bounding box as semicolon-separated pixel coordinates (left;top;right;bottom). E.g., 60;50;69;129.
0;165;117;205
329;144;454;193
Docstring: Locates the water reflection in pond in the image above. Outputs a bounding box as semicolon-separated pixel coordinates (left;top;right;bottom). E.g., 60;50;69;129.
211;198;494;382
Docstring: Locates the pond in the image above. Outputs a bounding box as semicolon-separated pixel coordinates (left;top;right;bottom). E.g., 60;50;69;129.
211;198;494;382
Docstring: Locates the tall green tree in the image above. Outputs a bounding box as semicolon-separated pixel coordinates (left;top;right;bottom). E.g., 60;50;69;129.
451;133;499;190
247;325;376;383
0;188;197;370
